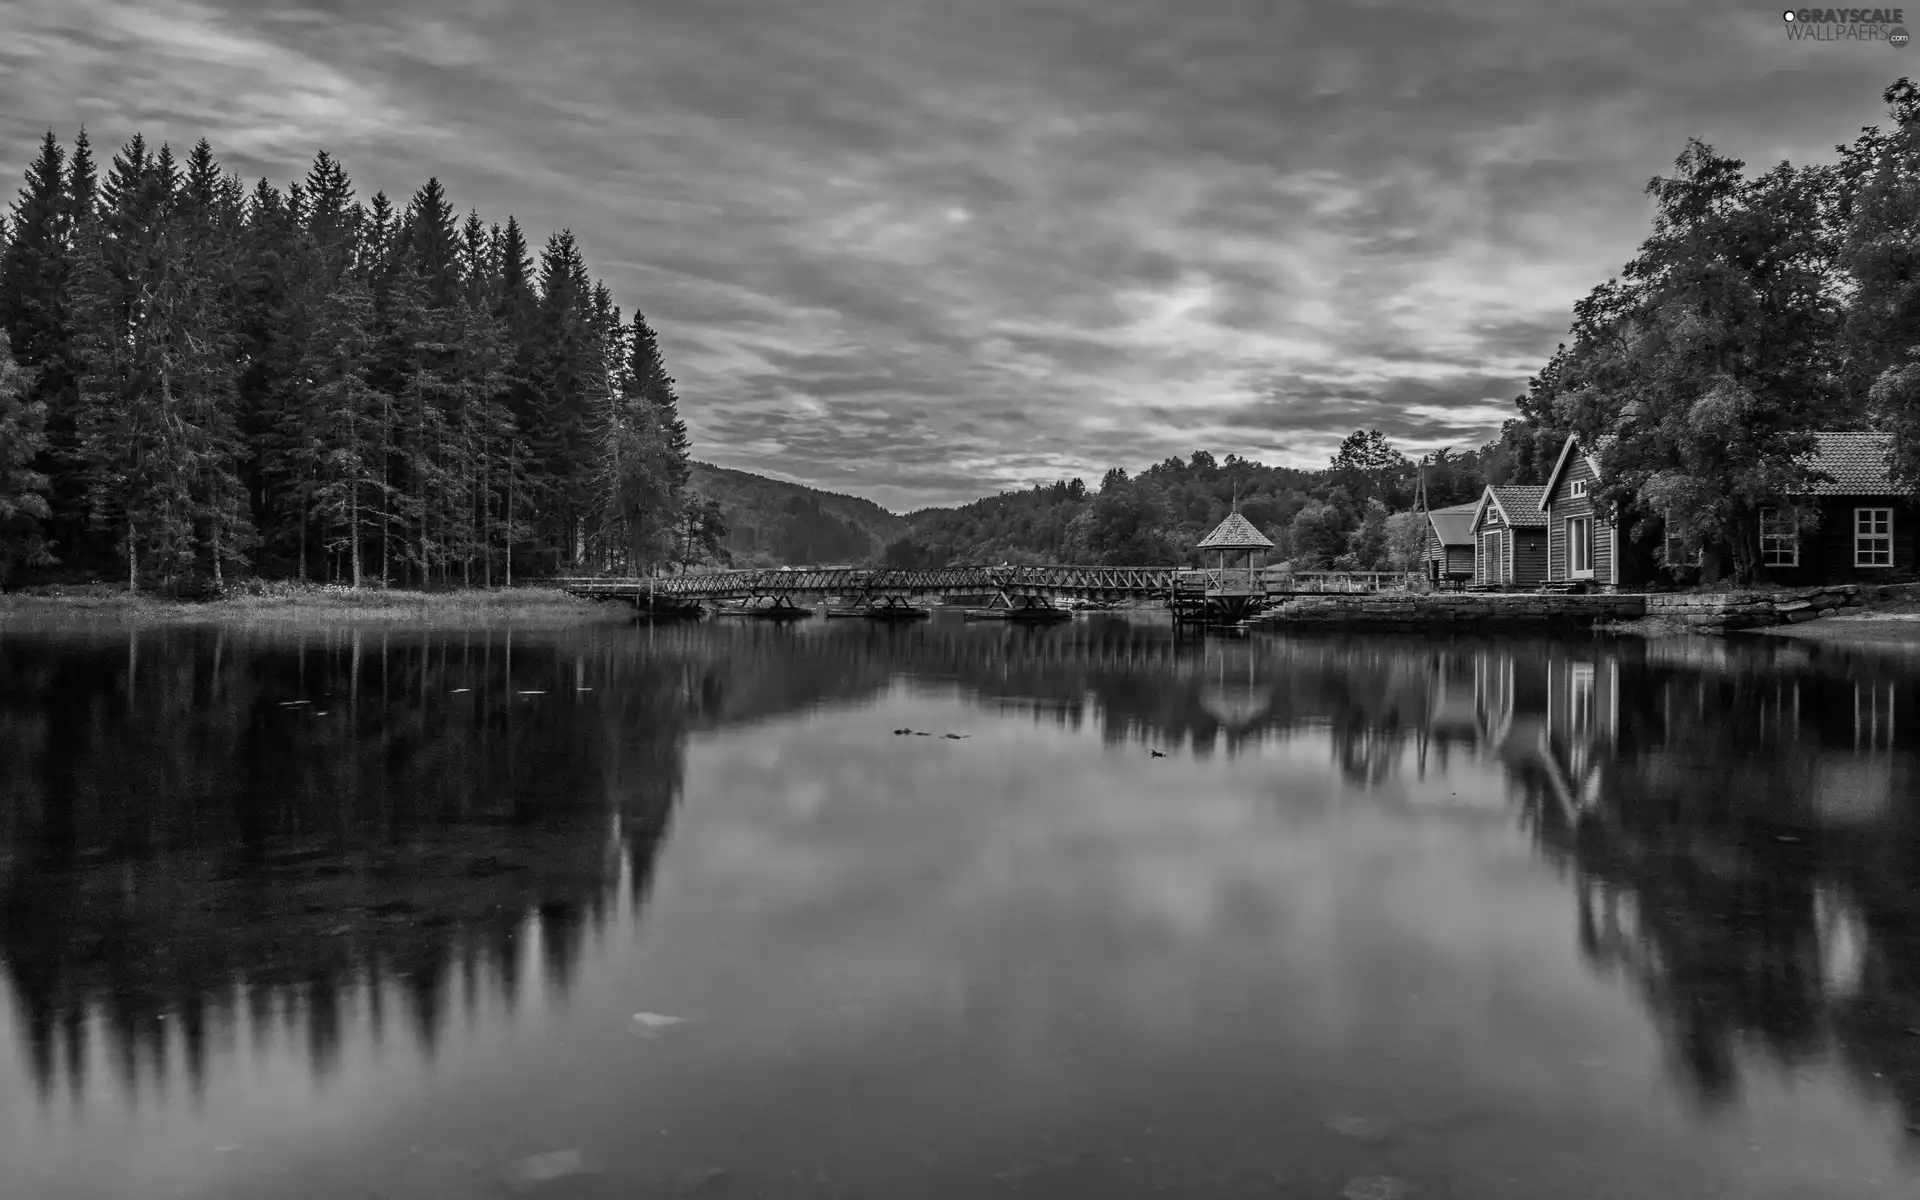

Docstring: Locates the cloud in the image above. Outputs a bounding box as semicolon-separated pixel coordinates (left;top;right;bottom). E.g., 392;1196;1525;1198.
0;0;1901;509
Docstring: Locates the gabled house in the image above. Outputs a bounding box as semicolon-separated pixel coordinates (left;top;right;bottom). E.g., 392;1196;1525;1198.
1420;502;1478;587
1540;434;1620;587
1761;432;1917;585
1470;485;1549;587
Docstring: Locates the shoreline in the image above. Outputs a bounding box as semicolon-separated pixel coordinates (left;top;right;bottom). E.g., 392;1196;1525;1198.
0;583;634;627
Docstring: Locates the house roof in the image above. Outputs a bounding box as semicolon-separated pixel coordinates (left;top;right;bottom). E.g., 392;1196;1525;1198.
1472;485;1549;530
1196;511;1275;550
1797;432;1905;495
1426;502;1479;546
1540;434;1602;508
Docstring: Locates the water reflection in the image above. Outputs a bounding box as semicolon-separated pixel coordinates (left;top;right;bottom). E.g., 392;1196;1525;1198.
0;616;1917;1193
0;625;691;1112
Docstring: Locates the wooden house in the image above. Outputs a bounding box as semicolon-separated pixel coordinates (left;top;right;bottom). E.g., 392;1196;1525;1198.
1540;434;1621;588
1759;433;1918;585
1469;486;1549;588
1421;502;1478;587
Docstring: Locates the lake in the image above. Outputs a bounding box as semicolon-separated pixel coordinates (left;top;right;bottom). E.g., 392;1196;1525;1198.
1;613;1918;1199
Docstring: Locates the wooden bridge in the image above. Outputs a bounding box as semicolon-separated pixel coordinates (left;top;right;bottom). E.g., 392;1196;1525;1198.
555;564;1421;616
556;565;1180;607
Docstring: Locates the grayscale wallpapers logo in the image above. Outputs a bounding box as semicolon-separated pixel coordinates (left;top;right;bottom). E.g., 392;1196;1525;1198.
1783;8;1911;45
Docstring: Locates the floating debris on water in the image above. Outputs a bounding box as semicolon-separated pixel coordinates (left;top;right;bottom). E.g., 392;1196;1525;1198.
1342;1176;1415;1200
631;1011;690;1038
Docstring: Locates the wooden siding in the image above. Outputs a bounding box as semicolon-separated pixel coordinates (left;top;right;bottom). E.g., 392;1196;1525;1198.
1473;497;1547;587
1475;504;1506;584
1423;527;1474;580
1760;496;1919;586
1479;531;1502;584
1511;530;1549;586
1544;455;1617;585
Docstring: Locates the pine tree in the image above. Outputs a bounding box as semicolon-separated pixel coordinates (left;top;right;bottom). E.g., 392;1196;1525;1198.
0;331;52;582
0;132;77;566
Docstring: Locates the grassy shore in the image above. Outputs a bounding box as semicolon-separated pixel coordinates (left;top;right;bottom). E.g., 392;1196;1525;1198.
0;581;633;627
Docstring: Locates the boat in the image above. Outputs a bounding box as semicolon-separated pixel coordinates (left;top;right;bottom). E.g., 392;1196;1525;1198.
715;601;814;620
962;605;1073;624
827;604;931;620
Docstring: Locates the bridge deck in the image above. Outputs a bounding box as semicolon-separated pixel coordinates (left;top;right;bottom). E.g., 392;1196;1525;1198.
554;567;1420;605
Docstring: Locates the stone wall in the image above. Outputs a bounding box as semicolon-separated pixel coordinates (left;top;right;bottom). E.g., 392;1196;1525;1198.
1251;581;1920;634
1643;581;1920;630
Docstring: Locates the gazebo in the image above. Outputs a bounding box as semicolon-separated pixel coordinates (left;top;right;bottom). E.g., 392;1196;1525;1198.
1194;511;1274;596
1173;509;1275;625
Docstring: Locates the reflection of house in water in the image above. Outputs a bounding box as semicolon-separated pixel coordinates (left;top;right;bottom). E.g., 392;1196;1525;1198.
1493;636;1920;1148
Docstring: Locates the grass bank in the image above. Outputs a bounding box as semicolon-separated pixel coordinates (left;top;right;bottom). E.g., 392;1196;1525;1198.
0;581;632;627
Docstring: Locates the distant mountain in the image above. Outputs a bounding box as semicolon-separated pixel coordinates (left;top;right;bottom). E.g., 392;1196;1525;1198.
687;462;910;567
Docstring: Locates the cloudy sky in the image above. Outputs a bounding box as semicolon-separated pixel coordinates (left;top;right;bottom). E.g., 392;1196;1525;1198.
0;1;1905;510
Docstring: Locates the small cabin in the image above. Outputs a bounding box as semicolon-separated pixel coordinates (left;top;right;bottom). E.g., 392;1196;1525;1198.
1421;502;1478;587
1470;485;1549;588
1540;435;1620;587
1759;432;1918;585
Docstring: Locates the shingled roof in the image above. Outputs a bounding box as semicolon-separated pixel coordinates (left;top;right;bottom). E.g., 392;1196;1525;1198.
1798;432;1906;495
1196;511;1275;550
1474;486;1549;529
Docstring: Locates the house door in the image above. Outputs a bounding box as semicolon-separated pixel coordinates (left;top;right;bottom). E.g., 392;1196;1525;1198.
1481;532;1502;584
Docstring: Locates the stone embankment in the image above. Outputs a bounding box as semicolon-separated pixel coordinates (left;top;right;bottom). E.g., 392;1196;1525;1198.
1251;582;1920;634
1641;582;1920;630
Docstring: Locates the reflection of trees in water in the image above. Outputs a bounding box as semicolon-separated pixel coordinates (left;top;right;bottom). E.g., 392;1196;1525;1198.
0;626;722;1108
1496;637;1920;1146
9;616;1920;1144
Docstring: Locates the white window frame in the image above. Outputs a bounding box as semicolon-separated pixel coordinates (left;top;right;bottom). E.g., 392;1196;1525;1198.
1567;517;1594;578
1855;507;1894;569
1570;479;1588;499
1759;507;1799;568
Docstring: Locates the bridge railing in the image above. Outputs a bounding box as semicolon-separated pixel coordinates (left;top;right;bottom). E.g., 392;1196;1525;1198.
1266;571;1421;594
1176;568;1260;593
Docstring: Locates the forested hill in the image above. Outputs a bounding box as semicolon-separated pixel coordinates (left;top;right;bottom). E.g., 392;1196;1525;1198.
688;462;908;567
888;444;1496;569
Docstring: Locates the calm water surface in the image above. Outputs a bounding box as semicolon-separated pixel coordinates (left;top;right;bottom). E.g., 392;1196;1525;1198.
2;613;1919;1198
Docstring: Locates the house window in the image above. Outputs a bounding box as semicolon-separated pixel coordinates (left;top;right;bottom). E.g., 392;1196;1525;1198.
1570;479;1588;499
1567;517;1593;577
1759;507;1799;568
1855;508;1894;568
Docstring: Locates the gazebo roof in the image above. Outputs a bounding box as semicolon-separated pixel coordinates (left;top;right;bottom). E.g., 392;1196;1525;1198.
1196;511;1275;550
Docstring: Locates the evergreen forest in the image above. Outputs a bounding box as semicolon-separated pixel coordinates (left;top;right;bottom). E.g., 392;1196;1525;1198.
0;132;709;592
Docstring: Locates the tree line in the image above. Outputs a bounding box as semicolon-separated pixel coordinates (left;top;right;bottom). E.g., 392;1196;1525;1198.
0;131;723;591
888;432;1500;570
1486;76;1920;583
898;74;1920;581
